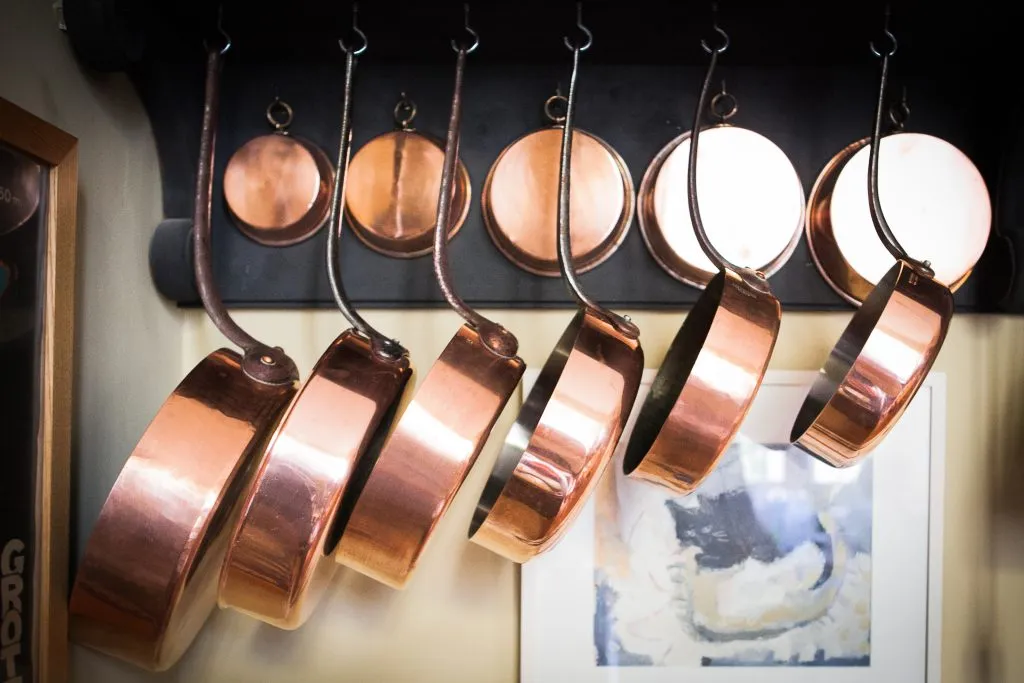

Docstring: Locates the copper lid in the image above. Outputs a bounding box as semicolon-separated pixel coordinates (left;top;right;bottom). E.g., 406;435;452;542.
344;98;471;258
807;132;991;305
638;124;805;288
223;100;334;247
482;97;634;277
0;144;41;235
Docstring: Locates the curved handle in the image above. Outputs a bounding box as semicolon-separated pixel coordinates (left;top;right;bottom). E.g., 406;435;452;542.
193;47;297;385
325;43;405;360
433;46;519;359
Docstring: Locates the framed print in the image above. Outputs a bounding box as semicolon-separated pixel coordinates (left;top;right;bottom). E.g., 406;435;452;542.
521;370;945;683
0;98;78;683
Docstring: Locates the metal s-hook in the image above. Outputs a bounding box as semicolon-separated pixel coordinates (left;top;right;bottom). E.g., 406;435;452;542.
451;3;480;54
338;3;368;55
563;2;593;52
869;5;897;58
701;3;729;54
203;4;232;55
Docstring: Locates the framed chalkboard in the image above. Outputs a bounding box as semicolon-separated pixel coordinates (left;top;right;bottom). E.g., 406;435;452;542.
0;98;78;683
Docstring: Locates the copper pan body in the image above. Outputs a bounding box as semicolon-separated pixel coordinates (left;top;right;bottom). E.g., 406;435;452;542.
807;132;991;305
482;127;634;277
344;130;471;258
218;330;412;628
334;324;524;588
469;308;643;562
791;260;953;466
69;350;296;670
638;125;805;289
623;268;781;493
0;144;42;235
223;134;334;247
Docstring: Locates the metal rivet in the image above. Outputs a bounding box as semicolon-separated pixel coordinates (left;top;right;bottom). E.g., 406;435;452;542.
260;354;275;366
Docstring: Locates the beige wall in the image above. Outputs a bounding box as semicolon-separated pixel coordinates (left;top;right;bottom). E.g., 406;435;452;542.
3;1;1023;681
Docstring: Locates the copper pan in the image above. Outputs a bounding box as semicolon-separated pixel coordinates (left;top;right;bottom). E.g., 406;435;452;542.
219;26;413;627
223;97;334;247
69;36;299;671
0;144;42;235
623;26;780;495
344;94;471;258
791;26;954;467
482;94;634;276
806;127;990;305
333;19;526;589
637;89;804;289
470;17;644;563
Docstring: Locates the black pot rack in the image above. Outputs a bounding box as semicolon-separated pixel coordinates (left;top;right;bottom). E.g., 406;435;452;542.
61;0;1024;312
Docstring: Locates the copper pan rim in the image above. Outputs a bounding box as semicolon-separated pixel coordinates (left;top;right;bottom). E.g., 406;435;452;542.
481;127;635;277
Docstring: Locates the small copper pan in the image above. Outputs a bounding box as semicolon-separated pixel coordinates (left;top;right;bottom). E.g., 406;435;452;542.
218;26;413;628
0;144;42;235
470;16;644;563
622;26;781;495
791;27;954;467
637;86;805;289
333;18;526;589
223;97;334;247
344;94;471;258
482;93;634;276
69;36;299;671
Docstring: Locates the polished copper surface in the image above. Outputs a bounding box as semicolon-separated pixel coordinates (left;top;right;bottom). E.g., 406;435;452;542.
223;134;334;247
469;309;644;562
69;350;296;671
219;330;411;628
638;125;805;288
807;133;991;305
482;127;634;277
0;144;42;235
345;130;471;258
334;324;524;588
791;260;952;466
624;268;781;493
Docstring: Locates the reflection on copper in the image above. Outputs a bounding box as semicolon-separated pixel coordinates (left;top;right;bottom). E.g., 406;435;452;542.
218;331;411;628
638;125;805;289
334;324;523;588
469;309;643;561
345;130;470;258
69;350;296;671
483;127;633;277
0;144;42;235
791;260;952;466
807;133;991;305
224;131;333;247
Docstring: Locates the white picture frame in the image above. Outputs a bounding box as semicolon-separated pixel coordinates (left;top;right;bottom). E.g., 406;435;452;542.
521;370;945;683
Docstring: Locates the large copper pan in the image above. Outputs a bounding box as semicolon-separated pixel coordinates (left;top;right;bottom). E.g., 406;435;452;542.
333;17;526;589
791;26;954;467
218;26;413;628
623;26;781;496
470;14;644;563
69;36;299;671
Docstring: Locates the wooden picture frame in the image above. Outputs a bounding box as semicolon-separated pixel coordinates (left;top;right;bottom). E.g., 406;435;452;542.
0;98;78;683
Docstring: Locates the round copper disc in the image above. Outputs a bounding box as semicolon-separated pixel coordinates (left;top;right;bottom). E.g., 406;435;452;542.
482;127;634;277
344;130;471;258
638;125;805;289
223;134;334;247
807;132;991;305
0;144;42;236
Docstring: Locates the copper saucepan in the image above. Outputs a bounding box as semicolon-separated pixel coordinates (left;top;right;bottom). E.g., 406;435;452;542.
470;13;644;562
623;25;781;495
218;24;413;628
333;16;526;589
790;26;954;467
69;35;299;671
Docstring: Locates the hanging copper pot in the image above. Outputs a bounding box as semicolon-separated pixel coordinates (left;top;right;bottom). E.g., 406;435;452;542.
223;97;334;247
218;24;413;628
806;103;990;305
0;144;42;235
470;11;644;562
622;24;781;495
637;85;804;289
482;93;634;276
333;15;526;589
344;94;471;257
791;24;954;467
69;35;300;671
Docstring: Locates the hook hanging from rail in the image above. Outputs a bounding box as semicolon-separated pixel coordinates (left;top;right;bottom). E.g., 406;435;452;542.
563;1;592;52
451;3;480;54
338;3;368;55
